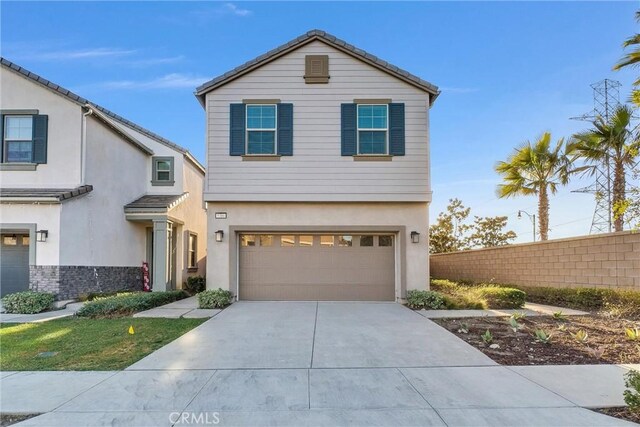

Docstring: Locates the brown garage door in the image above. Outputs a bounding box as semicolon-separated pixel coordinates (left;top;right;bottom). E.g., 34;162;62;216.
239;234;395;301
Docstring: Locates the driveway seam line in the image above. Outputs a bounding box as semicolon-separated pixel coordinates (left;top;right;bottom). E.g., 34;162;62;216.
51;371;119;413
396;367;451;426
310;301;319;369
177;369;219;420
504;366;580;407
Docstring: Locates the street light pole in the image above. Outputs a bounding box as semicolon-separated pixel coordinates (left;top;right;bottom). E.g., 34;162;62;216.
518;210;536;242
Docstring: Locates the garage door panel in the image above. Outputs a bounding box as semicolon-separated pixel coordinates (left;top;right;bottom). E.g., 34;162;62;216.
1;234;30;297
240;233;395;301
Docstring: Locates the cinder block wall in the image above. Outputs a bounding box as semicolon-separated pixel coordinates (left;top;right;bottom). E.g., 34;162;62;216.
430;231;640;290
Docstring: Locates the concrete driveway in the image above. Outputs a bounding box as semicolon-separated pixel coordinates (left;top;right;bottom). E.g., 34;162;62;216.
11;302;636;426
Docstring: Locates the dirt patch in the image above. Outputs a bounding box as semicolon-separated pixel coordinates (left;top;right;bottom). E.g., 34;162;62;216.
433;315;640;365
0;414;39;426
595;407;640;424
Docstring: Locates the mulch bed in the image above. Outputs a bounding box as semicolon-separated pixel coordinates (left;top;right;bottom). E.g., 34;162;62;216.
433;315;640;365
0;414;39;426
595;407;640;424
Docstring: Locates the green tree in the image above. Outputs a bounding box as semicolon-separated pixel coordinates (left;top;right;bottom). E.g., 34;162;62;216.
495;133;578;241
572;105;639;232
429;198;471;253
613;11;640;106
468;216;517;248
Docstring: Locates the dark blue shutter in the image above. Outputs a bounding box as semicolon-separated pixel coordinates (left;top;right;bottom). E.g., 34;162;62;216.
388;103;405;156
32;114;48;164
229;104;245;156
277;103;293;156
341;103;357;156
0;114;4;163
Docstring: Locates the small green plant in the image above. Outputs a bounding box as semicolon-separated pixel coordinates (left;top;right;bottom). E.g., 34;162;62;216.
481;329;493;344
533;329;552;344
623;370;640;410
457;322;469;334
587;346;605;359
557;323;567;332
552;311;567;322
406;290;446;310
1;291;55;314
198;288;233;309
184;276;206;295
508;316;524;333
511;312;527;321
570;329;589;344
626;327;639;341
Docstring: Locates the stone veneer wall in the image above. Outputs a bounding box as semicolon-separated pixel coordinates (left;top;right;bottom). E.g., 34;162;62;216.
430;231;640;290
30;266;142;300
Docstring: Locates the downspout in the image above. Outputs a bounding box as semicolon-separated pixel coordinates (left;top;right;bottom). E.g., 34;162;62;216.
80;107;93;184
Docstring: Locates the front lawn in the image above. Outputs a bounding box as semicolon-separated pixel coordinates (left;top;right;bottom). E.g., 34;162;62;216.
0;317;206;371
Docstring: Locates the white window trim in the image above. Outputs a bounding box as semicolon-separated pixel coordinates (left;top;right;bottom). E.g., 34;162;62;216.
3;115;34;163
245;104;278;155
356;104;388;155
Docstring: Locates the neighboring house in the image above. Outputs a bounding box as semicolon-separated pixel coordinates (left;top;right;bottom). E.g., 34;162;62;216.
0;58;206;300
196;30;439;301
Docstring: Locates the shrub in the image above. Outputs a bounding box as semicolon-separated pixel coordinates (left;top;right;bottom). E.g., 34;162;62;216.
430;279;525;309
406;290;446;310
472;286;526;309
624;370;640;410
1;291;54;314
76;290;186;318
77;291;132;302
198;288;233;309
183;276;206;295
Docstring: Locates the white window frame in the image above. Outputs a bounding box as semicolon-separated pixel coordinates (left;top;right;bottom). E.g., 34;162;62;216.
357;104;388;155
245;104;278;155
3;115;34;163
187;232;198;269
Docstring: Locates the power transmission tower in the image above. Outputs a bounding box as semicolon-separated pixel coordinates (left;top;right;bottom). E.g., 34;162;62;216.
571;79;622;234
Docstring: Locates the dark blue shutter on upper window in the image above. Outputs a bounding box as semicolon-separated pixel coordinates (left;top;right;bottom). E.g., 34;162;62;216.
277;103;293;156
388;103;405;156
341;103;357;156
0;114;4;163
229;104;246;156
32;114;48;164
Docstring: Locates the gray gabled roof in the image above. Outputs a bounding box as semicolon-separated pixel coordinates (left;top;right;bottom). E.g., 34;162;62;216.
124;193;188;211
0;185;93;202
195;29;440;105
0;57;204;172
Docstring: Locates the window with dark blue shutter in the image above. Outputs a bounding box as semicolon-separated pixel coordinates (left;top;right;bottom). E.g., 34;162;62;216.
277;103;293;156
229;104;246;156
341;104;357;156
32;114;48;164
1;114;47;164
388;103;405;156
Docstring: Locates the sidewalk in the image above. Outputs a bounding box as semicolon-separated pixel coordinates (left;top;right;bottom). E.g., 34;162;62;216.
419;302;589;319
0;302;84;324
2;364;637;426
133;296;221;319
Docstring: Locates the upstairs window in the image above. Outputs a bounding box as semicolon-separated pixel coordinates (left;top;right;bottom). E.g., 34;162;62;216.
357;105;388;155
246;105;276;155
152;156;175;186
4;116;33;162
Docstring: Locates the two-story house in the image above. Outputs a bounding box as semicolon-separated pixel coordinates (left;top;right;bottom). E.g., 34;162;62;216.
196;30;439;301
0;58;206;300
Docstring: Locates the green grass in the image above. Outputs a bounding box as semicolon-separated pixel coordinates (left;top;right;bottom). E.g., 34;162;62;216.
430;279;526;309
0;317;206;371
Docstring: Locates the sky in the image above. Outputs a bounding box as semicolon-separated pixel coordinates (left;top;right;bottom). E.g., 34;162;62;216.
1;1;638;243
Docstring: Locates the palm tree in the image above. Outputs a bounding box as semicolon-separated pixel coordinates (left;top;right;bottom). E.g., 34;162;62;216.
571;105;639;232
495;133;577;241
614;11;640;105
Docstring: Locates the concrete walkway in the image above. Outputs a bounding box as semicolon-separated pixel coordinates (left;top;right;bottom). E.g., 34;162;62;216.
3;302;637;426
0;302;84;324
419;302;589;319
133;296;221;319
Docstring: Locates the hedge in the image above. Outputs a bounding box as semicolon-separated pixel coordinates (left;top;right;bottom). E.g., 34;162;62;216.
1;291;55;314
198;289;233;309
430;279;525;309
76;290;186;318
406;290;447;309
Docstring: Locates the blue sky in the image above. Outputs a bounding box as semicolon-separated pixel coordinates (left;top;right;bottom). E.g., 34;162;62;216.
2;1;637;242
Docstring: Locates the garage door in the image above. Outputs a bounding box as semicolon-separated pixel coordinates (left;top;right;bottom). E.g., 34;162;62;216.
239;234;395;301
1;234;30;297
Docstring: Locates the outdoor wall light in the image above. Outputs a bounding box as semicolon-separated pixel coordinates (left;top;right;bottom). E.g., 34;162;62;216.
410;231;420;244
215;230;224;242
36;230;48;242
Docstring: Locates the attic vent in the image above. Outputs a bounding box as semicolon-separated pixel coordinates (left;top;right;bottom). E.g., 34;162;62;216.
304;55;329;84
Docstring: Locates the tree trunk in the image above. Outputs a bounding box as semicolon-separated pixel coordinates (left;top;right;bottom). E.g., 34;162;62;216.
612;160;626;232
538;186;549;241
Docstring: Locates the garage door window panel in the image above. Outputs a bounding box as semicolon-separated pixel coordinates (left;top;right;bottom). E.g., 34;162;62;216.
241;235;256;247
337;235;353;247
259;235;273;247
379;236;393;247
299;235;313;247
359;236;374;247
281;235;295;247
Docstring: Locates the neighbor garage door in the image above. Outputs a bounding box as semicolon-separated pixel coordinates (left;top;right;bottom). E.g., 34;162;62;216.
239;234;395;301
1;234;30;297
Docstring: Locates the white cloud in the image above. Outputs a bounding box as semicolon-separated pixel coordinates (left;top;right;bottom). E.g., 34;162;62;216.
12;47;137;61
125;55;186;67
222;2;252;17
77;73;210;91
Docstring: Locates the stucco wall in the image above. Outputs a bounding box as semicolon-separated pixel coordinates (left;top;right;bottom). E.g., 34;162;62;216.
430;231;640;290
206;202;429;300
0;68;83;187
205;40;432;202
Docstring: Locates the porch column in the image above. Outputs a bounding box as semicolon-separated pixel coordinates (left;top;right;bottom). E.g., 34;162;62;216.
152;219;169;292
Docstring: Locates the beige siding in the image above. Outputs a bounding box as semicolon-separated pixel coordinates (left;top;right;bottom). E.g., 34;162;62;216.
205;41;431;202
